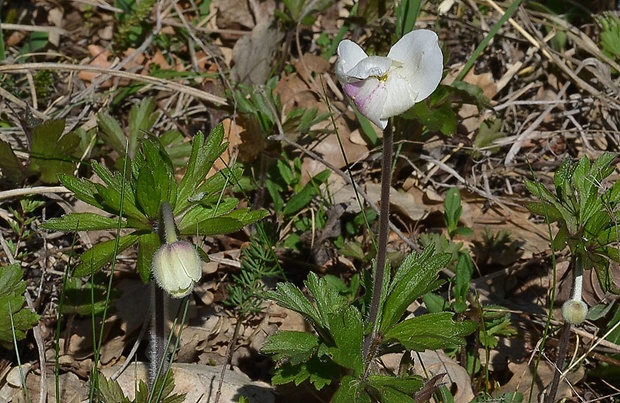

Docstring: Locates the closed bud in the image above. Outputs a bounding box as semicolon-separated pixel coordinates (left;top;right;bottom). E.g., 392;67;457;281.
152;241;201;298
562;299;588;325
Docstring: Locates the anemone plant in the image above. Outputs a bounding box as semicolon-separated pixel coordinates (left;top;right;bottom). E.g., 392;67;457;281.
525;151;620;402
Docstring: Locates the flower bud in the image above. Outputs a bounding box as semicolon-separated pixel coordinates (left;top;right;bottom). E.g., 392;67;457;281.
562;299;588;325
152;241;201;298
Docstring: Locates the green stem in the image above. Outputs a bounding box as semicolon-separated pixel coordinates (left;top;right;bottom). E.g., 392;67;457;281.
363;123;393;365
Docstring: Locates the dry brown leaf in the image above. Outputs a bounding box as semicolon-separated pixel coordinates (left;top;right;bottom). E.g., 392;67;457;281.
413;350;475;403
266;302;308;332
496;360;585;401
100;362;274;402
215;0;257;30
231;19;284;85
24;370;87;403
275;72;318;114
300;131;368;184
212;118;242;172
365;183;430;222
293;53;332;88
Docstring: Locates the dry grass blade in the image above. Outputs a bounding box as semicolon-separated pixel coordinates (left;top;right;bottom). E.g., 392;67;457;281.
0;63;228;106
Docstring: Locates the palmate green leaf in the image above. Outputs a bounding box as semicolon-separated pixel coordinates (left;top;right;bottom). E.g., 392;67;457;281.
271;355;339;390
135;380;149;403
136;168;163;219
183;166;244;208
160;129;192;166
135;139;176;219
380;249;450;333
177;198;239;231
590;151;616;181
150;370;186;403
604;180;620;208
93;182;145;222
403;101;458;136
332;375;371;403
97;374;131;403
305;272;348;330
178;209;268;236
449;80;492;111
260;330;319;365
553;158;573;199
327;306;363;376
366;375;425;403
60;276;117;317
525;202;563;223
41;213;126;231
572;155;592;214
551;226;569;251
176;126;228;213
593;258;615;293
128;98;157;158
74;234;140;277
91;161;122;189
525;179;578;234
97;112;126;155
383;312;477;351
266;282;323;330
604;246;620;263
59;174;104;210
29;118;81;183
179;217;242;236
524;179;549;203
137;232;160;283
0;264;39;348
585;211;614;240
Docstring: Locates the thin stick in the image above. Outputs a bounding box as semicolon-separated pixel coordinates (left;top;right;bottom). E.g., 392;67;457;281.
24;293;46;403
0;186;70;201
215;315;244;403
363;123;392;364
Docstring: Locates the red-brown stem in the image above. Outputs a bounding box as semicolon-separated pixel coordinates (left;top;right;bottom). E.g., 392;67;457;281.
363;123;392;366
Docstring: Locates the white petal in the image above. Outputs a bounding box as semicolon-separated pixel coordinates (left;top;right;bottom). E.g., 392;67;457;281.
343;79;389;129
345;56;392;80
336;40;368;83
381;73;417;119
387;29;443;103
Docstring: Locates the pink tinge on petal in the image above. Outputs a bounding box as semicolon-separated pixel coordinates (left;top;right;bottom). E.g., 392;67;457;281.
344;79;388;128
343;82;362;99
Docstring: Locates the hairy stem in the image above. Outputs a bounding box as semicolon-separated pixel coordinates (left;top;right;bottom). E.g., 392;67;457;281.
149;282;168;387
149;202;175;387
547;255;582;402
363;123;393;365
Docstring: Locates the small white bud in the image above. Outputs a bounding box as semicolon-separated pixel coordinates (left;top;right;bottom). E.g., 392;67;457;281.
562;299;588;325
152;241;201;298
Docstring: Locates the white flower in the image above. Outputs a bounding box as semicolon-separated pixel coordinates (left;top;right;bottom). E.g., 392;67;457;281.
336;30;443;129
152;241;202;298
562;299;588;325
